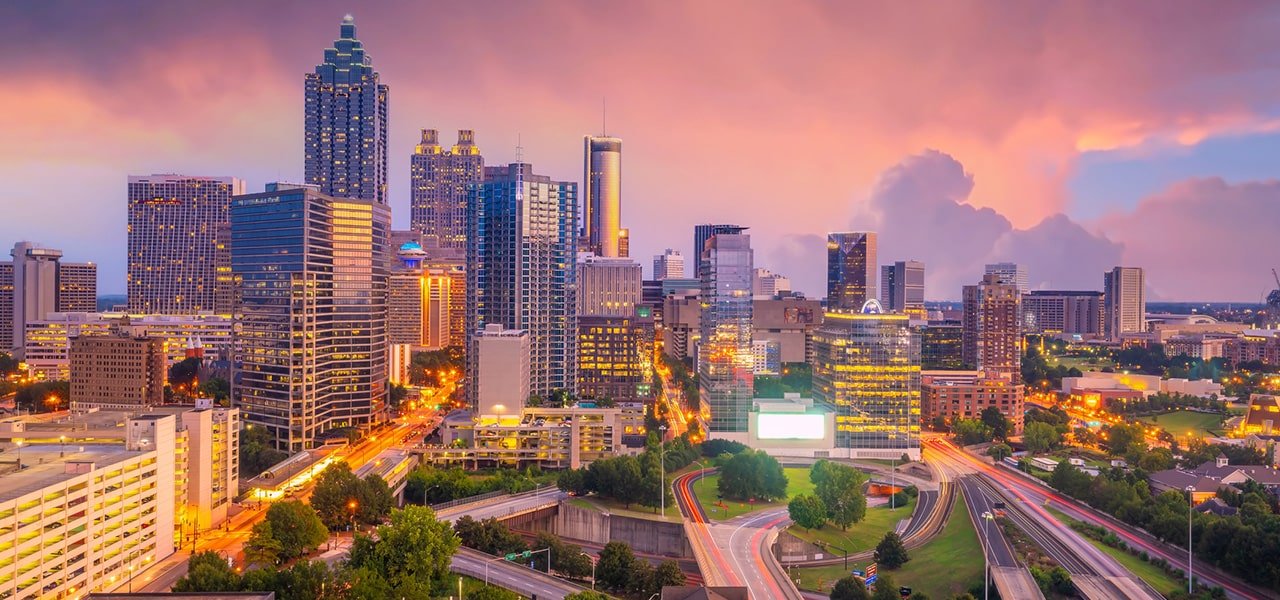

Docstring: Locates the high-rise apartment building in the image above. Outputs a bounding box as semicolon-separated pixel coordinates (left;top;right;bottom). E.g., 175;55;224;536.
231;183;390;451
693;224;747;278
474;324;531;416
812;305;922;460
304;15;389;204
127;175;245;314
1022;290;1104;335
752;268;792;299
827;232;877;311
698;232;754;435
388;241;453;349
578;309;654;403
467;164;578;398
409;129;483;249
577;255;642;318
984;262;1029;295
69;321;166;411
582;136;623;257
881;260;925;315
1104;267;1146;341
2;242;97;353
962;274;1023;383
653;248;685;280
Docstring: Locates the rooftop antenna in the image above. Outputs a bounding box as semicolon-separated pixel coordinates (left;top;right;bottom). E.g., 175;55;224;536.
515;133;523;163
602;97;607;136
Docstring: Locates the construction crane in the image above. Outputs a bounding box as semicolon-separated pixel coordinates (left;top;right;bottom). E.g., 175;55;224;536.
1268;268;1280;310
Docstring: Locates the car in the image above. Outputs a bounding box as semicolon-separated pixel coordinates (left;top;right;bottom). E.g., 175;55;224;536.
993;501;1006;509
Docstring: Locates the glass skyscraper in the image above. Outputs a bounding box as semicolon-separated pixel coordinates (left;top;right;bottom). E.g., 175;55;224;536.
827;232;877;312
410;129;483;249
230;183;390;451
127;175;245;315
698;232;754;434
582;136;623;257
466;164;578;399
304;15;388;204
812;305;921;459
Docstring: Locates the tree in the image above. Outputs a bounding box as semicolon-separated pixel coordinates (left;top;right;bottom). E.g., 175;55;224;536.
986;443;1013;462
173;551;240;592
874;532;910;569
14;380;70;414
272;560;339;600
199;377;230;402
467;586;520;600
952;418;993;445
718;449;788;501
1023;421;1060;454
564;593;610;600
244;520;284;566
263;501;328;561
347;505;460;594
595;541;639;593
654;559;686;589
789;494;828;530
871;574;898;600
240;424;288;476
169;357;203;391
1104;422;1147;456
814;461;868;530
310;462;363;530
830;575;870;600
453;516;527;556
980;407;1010;441
356;474;394;524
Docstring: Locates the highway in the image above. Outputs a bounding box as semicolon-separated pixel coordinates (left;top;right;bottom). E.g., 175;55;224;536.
451;547;591;600
956;475;1045;600
436;487;566;524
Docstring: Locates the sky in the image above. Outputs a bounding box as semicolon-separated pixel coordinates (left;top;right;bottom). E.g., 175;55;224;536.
2;1;1279;301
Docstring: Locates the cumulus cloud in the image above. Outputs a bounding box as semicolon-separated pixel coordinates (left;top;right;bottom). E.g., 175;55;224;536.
1095;178;1280;301
988;214;1123;292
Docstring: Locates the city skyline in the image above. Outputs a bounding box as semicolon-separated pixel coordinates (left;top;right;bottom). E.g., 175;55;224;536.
3;2;1280;301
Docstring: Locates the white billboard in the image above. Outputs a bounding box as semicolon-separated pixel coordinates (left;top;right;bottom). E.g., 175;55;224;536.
756;413;825;440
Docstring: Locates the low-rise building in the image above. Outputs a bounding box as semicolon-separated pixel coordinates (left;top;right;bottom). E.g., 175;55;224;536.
1061;371;1223;399
752;296;822;364
426;403;646;469
921;370;1025;435
24;312;234;380
1149;454;1280;504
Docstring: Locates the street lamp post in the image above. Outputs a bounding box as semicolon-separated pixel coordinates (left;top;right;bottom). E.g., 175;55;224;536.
659;424;668;517
1185;485;1194;594
348;500;358;533
13;440;20;469
582;551;597;590
981;510;994;600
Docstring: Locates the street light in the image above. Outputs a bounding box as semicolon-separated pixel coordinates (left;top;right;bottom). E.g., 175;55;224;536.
582;551;597;590
659;424;668;517
981;510;995;600
1185;484;1194;594
14;439;21;469
348;500;358;533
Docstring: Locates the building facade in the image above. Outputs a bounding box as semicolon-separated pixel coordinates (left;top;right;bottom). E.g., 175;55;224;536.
409;129;483;249
304;15;388;204
920;320;965;370
881;260;925;315
26;312;233;381
752;268;792;299
432;404;645;470
921;370;1025;434
811;306;921;460
69;324;166;410
474;325;531;417
578;309;655;404
752;297;823;364
827;232;877;311
692;224;747;278
582;136;624;257
57;262;98;313
984;262;1029;295
1104;266;1146;341
698;232;755;435
231;183;390;451
126;175;245;315
1022;290;1104;336
577;255;642;318
962;274;1023;383
3;242;100;353
653;248;684;280
467;164;578;398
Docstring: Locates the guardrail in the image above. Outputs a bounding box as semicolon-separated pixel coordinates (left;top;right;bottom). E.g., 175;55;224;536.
430;490;507;511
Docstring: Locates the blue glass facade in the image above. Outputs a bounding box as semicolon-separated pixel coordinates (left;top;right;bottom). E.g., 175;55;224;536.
698;232;755;433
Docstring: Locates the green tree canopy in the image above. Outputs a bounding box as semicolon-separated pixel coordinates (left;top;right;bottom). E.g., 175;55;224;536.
874;531;910;569
980;407;1010;442
788;494;828;530
263;500;328;561
347;505;460;593
986;443;1013;462
813;461;868;530
595;541;639;593
718;449;788;501
830;575;870;600
952;418;993;445
1023;421;1061;454
244;520;284;566
173;551;240;593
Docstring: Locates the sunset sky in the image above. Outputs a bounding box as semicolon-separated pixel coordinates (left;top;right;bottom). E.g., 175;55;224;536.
3;1;1279;301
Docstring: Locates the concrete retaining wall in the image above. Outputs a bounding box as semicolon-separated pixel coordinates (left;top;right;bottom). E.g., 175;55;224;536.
553;501;693;558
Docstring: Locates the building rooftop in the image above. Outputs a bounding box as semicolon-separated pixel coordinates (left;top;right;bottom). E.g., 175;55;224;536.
0;444;144;504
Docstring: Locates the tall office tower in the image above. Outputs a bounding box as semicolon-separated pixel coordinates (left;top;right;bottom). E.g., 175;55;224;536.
653;249;685;280
698;232;754;436
409;129;483;248
753;297;823;364
127;175;245;314
8;242;60;352
474;324;531;417
752;268;792;299
1104;267;1146;341
0;263;11;350
231;183;390;451
812;304;921;460
304;15;389;204
56;262;96;312
827;232;877;311
213;223;235;314
69;321;166;411
388;243;454;350
425;258;466;347
577;255;642;317
984;262;1029;295
1022;291;1104;335
962;274;1023;383
467;163;578;398
693;224;748;277
920;319;964;370
582;136;623;257
881;260;925;315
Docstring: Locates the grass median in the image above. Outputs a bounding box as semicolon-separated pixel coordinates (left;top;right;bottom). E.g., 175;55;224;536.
691;467;813;520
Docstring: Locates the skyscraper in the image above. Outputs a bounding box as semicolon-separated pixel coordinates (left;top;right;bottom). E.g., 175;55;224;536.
827;232;877;311
231;183;390;451
56;261;97;313
467;163;578;398
881;260;925;315
693;224;747;277
653;249;685;280
576;256;650;403
1104;266;1146;341
583;136;623;257
304;15;388;204
1022;290;1104;335
962;273;1023;383
127;175;245;315
984;262;1029;295
698;232;754;435
812;302;921;459
577;255;642;317
3;243;95;353
409;129;483;249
